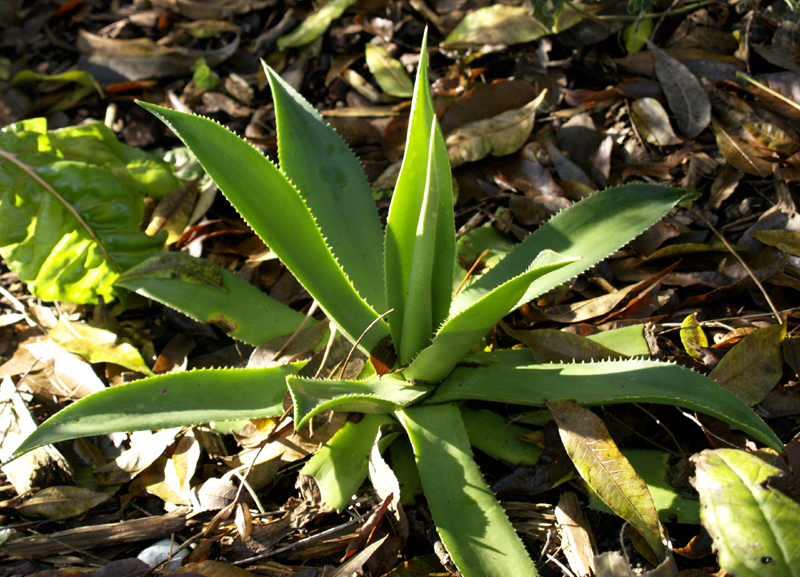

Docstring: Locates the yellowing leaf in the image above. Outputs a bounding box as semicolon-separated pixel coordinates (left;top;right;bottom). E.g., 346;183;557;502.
17;485;115;519
631;98;683;146
711;119;773;177
753;229;800;256
545;399;667;561
445;91;547;168
710;323;786;406
49;320;154;376
680;313;708;359
277;0;359;49
365;44;413;98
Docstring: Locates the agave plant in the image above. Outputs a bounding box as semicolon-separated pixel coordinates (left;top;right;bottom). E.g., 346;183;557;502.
12;34;780;576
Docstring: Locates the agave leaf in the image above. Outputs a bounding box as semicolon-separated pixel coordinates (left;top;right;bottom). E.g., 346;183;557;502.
397;404;539;577
10;364;303;460
385;30;455;364
288;374;430;428
117;252;309;347
546;400;667;561
264;65;386;312
692;449;800;576
451;185;697;317
586;324;649;357
0;119;167;304
431;351;782;451
138;102;389;352
300;414;394;511
461;407;543;466
403;250;578;383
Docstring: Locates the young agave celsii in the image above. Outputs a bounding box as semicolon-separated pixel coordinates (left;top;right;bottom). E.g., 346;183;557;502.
10;31;781;577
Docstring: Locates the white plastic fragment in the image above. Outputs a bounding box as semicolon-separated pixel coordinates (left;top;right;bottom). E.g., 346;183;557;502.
137;538;187;570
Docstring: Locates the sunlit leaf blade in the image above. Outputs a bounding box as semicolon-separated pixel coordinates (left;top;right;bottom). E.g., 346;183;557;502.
288;374;430;428
451;185;696;317
385;30;455;364
10;364;304;460
397;404;539;577
692;449;800;576
0;119;167;304
404;250;578;383
138;102;389;352
709;323;786;406
431;351;782;451
680;312;708;358
586;324;649;357
300;414;393;511
117;252;309;347
546;400;667;560
276;0;358;48
264;65;386;312
365;44;414;98
49;320;154;376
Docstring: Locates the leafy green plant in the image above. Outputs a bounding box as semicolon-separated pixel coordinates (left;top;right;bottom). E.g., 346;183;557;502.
10;34;781;577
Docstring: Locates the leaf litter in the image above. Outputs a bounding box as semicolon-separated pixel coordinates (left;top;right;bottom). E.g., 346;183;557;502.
1;0;800;575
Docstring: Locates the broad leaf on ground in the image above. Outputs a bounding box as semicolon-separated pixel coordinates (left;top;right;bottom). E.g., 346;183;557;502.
692;449;800;576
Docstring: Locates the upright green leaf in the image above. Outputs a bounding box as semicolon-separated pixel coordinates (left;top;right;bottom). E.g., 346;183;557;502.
300;414;394;511
692;449;800;576
385;30;455;364
431;351;782;451
404;250;577;383
138;102;389;352
451;185;696;317
0;120;166;304
264;66;386;312
10;364;304;459
397;404;538;577
546;400;667;561
117;252;309;347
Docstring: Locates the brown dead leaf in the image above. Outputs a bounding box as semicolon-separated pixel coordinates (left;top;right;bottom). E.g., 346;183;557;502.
710;119;773;177
17;485;115;519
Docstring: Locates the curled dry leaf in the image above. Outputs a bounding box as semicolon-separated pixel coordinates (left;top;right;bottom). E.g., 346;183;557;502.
445;91;547;168
631;98;683;146
646;40;711;139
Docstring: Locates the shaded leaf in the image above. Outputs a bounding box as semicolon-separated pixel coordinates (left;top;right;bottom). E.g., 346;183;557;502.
692;449;800;576
277;0;359;48
446;91;547;168
647;40;711;139
631;98;683;146
397;404;539;577
709;324;786;406
503;325;625;363
11;69;104;98
710;119;773;177
18;485;115;519
365;45;413;98
753;229;800;256
461;407;542;466
545;400;667;560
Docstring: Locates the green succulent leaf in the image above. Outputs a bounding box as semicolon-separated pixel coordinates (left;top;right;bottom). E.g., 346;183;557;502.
451;185;697;317
0;119;169;304
385;30;456;364
264;65;386;312
138;102;389;352
431;350;782;452
300;414;394;511
288;374;431;428
404;250;578;383
117;252;309;347
587;324;649;357
692;449;800;576
461;407;542;466
397;404;539;577
10;364;304;460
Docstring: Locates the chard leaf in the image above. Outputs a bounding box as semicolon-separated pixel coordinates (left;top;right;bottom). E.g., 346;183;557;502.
288;374;430;428
10;364;304;460
451;185;696;317
431;351;782;452
403;250;578;383
397;404;539;577
0;119;168;304
264;65;386;312
117;252;309;347
385;30;455;364
300;414;394;511
692;449;800;576
138;102;389;352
